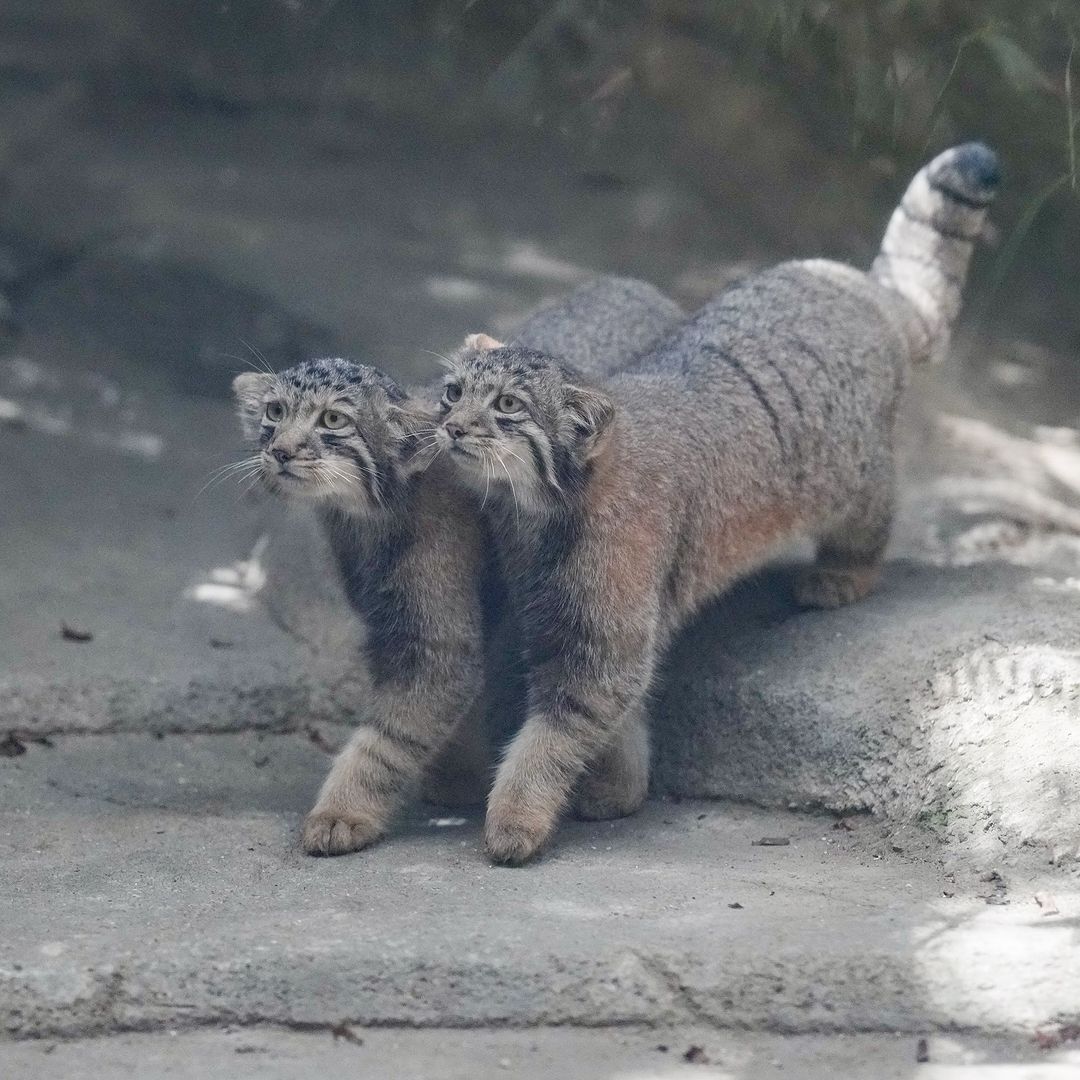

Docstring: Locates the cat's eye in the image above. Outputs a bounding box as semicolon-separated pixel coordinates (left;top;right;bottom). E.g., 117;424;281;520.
264;401;285;423
320;409;350;430
445;383;462;403
496;394;523;414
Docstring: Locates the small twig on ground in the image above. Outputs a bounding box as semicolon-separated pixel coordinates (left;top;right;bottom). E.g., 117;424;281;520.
330;1022;363;1046
306;726;336;754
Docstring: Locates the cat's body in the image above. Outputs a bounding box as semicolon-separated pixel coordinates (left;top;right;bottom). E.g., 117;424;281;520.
436;144;1001;863
232;277;682;854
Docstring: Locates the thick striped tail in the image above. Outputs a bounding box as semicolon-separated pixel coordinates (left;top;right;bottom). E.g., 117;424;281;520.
871;142;1000;363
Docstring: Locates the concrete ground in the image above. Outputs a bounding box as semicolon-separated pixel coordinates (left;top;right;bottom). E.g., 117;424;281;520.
5;1028;1080;1080
3;732;1079;1039
3;734;1080;1071
1;27;1079;1077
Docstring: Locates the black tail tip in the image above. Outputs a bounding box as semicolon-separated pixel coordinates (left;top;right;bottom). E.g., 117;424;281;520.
952;141;1001;192
927;142;1001;204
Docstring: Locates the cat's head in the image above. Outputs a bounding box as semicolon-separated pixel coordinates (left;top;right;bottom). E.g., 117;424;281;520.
435;334;614;510
232;358;431;513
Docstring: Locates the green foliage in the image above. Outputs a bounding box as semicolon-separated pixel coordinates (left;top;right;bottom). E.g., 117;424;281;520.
663;0;1080;286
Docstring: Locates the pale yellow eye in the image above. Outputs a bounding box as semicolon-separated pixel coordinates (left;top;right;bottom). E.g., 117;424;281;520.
497;394;522;414
320;409;350;430
265;401;285;422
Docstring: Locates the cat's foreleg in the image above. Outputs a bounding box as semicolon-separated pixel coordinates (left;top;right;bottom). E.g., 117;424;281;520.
483;654;655;865
302;684;475;856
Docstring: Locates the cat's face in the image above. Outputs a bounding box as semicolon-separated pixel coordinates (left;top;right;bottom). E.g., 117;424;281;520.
232;358;429;512
436;336;614;510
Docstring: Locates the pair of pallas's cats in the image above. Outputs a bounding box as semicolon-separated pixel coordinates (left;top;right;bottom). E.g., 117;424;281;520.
233;144;999;864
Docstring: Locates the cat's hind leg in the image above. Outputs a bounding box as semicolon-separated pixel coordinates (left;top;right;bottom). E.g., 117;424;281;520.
571;704;650;821
796;455;894;610
421;706;491;808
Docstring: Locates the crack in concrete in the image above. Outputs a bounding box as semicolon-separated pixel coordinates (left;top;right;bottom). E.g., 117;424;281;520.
632;953;712;1027
9;1007;1012;1045
259;596;322;656
2;720;354;741
43;776;173;811
1;1014;694;1045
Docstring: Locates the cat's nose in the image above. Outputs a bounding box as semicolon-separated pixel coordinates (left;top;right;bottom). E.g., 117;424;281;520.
271;447;291;465
444;422;465;440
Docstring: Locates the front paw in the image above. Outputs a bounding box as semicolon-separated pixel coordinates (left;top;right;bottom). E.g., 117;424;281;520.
301;811;381;857
484;801;554;866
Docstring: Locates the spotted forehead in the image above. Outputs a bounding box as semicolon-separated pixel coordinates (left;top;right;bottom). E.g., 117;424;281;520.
275;358;406;402
457;345;561;382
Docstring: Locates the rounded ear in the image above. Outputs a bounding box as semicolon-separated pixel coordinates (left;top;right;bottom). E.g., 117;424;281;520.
462;332;504;352
232;372;274;409
564;382;615;459
232;372;274;438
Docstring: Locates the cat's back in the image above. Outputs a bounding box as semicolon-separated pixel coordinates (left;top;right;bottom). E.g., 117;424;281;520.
628;262;909;386
606;260;915;490
515;276;683;379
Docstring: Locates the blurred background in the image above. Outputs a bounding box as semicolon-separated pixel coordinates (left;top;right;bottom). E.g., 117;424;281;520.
1;1;1078;712
1;0;1078;413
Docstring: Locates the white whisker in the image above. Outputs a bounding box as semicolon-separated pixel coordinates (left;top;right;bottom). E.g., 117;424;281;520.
415;443;444;473
327;463;362;490
218;350;276;377
479;451;492;511
411;436;444;454
239;471;264;498
500;442;530;471
238;336;275;375
496;450;521;524
420;348;458;371
196;456;264;498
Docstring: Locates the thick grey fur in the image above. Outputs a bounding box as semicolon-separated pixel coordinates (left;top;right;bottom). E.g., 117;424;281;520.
436;143;1001;864
514;276;684;367
231;277;682;855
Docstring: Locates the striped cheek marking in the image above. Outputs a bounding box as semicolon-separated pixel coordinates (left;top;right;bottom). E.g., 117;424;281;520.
517;421;560;489
323;430;382;504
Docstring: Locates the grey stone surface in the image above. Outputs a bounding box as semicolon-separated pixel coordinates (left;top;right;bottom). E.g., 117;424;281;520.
655;560;1080;864
1;733;1079;1042
0;390;322;738
4;1027;1079;1080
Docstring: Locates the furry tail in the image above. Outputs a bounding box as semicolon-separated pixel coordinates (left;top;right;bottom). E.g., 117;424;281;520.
871;142;1000;363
